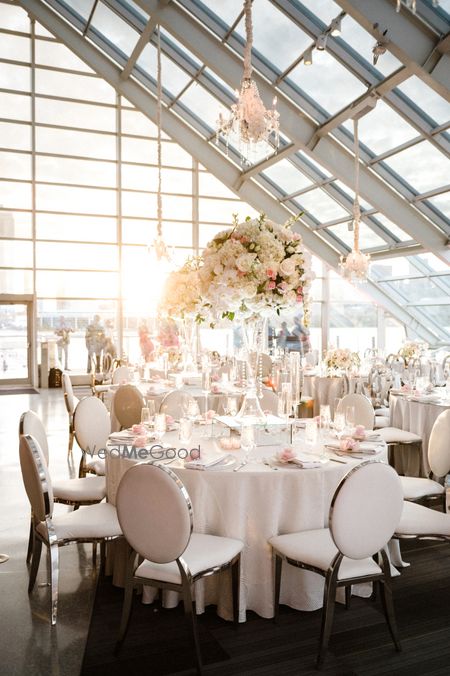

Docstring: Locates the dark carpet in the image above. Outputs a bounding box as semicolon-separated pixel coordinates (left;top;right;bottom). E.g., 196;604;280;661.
0;388;39;395
81;539;450;676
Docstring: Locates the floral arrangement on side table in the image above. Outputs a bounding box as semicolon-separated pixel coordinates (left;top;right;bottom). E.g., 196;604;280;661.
324;347;360;374
199;213;314;324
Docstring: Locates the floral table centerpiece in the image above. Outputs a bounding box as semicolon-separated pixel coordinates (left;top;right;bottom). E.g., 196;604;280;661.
324;347;360;375
199;213;314;422
398;340;427;366
159;258;204;372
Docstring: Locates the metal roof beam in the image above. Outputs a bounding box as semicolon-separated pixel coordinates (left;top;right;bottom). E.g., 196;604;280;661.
121;14;160;81
336;0;450;102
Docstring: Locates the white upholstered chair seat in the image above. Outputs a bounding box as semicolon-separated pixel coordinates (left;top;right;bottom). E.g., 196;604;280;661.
85;457;106;475
377;427;422;444
396;501;450;537
135;533;243;585
375;407;390;417
52;476;106;502
374;416;390;429
269;529;382;581
36;502;121;542
400;476;444;500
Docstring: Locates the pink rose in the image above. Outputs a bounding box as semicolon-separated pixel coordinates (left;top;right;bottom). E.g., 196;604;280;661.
205;409;216;420
277;446;297;463
132;423;145;434
267;280;276;290
353;425;366;440
166;415;174;426
266;268;276;279
292;232;301;240
133;435;147;447
340;437;360;452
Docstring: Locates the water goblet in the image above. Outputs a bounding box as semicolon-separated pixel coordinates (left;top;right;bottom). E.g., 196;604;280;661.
319;404;331;438
333;412;346;439
179;416;193;446
154;413;167;443
345;405;356;431
240;423;255;463
140;407;151;428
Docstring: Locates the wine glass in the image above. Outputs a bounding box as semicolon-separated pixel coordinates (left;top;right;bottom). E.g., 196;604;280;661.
345;405;356;431
140;407;151;428
240;423;255;463
154;413;167;443
225;396;238;417
179;416;193;446
319;404;331;437
334;412;346;439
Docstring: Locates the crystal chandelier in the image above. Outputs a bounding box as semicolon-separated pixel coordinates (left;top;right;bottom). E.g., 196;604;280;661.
216;0;280;163
152;25;171;262
340;118;370;281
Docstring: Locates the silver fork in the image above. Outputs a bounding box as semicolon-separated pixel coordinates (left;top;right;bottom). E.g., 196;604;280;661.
233;460;247;472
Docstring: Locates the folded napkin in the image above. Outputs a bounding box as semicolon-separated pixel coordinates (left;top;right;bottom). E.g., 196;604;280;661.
272;453;322;469
184;454;233;471
326;440;382;455
109;430;136;441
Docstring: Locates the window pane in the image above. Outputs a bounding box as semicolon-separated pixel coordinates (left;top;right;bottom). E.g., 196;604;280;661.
36;242;118;270
381;277;450;303
35;97;116;131
329;222;386;249
36;156;116;187
296;189;349;222
121;136;157;163
121;108;158;136
35;39;93;72
121;191;156;218
0;92;31;121
137;44;191;98
35;127;116;159
0;62;30;91
0;239;32;267
341;16;402;76
36;270;118;298
398;76;450;125
199;172;235;198
122;219;156;245
0;180;31;208
121;164;192;193
0;121;31;151
0;3;30;31
0;269;32;293
35;69;115;103
199;198;257;223
178;82;228;130
384;141;450;193
0;34;30;61
427;191;450;218
343;100;417;155
90;1;139;58
36;213;117;242
0;151;31;180
0;210;32;238
36;184;117;215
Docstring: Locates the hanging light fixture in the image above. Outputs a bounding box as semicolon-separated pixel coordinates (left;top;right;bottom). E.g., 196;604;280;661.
340;118;370;281
216;0;280;163
396;0;440;12
303;45;313;66
152;25;171;262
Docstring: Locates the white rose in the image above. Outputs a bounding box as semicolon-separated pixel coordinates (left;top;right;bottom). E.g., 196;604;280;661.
279;257;297;277
236;253;257;273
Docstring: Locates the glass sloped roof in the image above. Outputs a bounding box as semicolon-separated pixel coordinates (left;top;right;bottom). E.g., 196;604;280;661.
13;0;450;342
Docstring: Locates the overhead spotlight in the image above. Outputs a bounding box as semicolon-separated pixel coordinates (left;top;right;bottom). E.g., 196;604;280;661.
303;46;313;66
330;16;342;36
372;29;388;65
316;33;328;51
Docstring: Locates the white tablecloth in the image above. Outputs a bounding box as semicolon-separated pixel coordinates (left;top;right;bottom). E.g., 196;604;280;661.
106;431;388;621
390;394;450;476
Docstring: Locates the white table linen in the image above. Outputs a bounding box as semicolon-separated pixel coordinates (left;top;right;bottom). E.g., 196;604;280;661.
105;430;388;621
390;393;450;477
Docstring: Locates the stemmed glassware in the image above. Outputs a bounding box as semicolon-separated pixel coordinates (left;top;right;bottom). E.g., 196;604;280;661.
141;400;155;429
224;396;238;417
179;416;193;446
240;422;255;463
333;412;346;439
154;413;167;443
319;404;331;439
345;405;355;432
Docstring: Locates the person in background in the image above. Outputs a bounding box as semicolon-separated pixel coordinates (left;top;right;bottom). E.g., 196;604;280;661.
277;321;290;350
291;315;311;357
55;316;73;371
85;314;105;373
103;319;117;361
139;323;155;362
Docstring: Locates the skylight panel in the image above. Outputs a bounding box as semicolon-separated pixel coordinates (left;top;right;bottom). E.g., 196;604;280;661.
383;140;450;194
342;101;418;156
90;1;139;58
261;159;313;194
137;43;192;98
339;15;402;77
328;222;387;250
397;76;450;126
295;188;349;221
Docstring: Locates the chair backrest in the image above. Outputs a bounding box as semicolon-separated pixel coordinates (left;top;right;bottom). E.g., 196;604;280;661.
337;393;375;430
62;371;78;415
19;410;49;465
112;365;132;384
73;396;110;454
114;384;145;429
117;463;192;564
330;461;402;560
103;352;113;376
19;434;54;521
428;408;450;477
159;390;196;418
260;388;279;414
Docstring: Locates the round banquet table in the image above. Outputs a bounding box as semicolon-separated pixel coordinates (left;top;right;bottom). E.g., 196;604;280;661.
389;393;450;477
105;430;388;622
302;374;366;417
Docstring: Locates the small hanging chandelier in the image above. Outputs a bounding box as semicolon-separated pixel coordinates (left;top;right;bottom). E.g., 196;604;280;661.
216;0;280;163
340;118;370;281
152;25;171;262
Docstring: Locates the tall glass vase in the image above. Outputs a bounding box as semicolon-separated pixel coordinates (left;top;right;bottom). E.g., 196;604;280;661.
236;317;267;424
180;317;198;373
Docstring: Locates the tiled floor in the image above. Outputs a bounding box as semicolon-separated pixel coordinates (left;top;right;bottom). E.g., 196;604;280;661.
0;388;97;676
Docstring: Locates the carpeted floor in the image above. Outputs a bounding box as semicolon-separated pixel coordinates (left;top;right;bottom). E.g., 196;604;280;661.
0;388;40;395
81;539;450;676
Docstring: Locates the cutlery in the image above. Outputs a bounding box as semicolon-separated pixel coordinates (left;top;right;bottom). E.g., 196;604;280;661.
233;461;247;472
328;456;348;464
263;459;278;470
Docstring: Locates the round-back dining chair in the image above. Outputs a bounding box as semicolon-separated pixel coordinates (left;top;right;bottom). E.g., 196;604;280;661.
114;384;145;430
336;393;375;430
112;365;132;385
73;396;110;477
62;371;79;455
159;390;196;419
115;462;243;673
270;461;403;668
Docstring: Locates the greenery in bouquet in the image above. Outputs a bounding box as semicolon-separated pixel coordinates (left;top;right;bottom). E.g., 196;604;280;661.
199;213;314;325
324;347;360;372
398;340;427;364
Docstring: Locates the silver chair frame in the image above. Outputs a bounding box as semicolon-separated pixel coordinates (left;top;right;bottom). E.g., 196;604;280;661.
272;461;401;669
115;462;241;676
23;435;120;625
